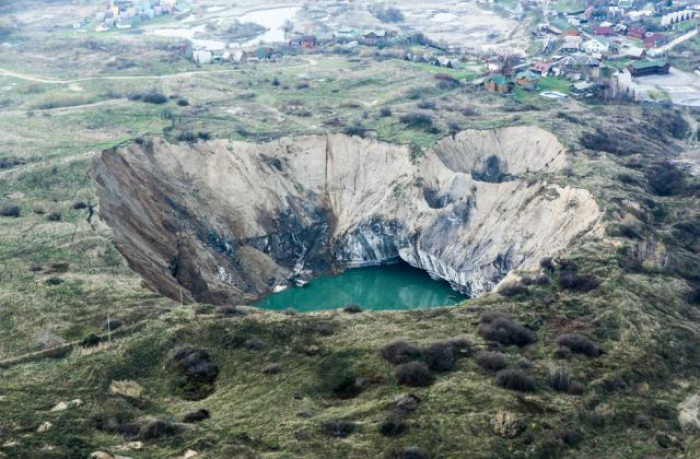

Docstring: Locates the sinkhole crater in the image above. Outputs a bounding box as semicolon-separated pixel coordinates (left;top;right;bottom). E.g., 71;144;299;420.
92;127;601;307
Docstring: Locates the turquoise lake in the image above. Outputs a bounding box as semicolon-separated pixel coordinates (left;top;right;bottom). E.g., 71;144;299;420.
255;263;467;312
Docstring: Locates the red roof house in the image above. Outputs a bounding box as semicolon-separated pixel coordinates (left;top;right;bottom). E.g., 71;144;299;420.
643;33;667;49
628;26;646;40
594;25;614;36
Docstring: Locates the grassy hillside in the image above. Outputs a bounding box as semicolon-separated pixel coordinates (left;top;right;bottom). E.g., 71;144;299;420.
1;20;700;458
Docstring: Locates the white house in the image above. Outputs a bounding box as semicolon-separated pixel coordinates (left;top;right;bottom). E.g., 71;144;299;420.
583;36;610;54
561;35;582;51
193;49;212;64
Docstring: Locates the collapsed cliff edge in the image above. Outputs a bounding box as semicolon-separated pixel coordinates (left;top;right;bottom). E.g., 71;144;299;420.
91;127;603;306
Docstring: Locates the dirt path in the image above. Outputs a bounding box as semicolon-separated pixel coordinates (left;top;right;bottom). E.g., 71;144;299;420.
0;58;319;85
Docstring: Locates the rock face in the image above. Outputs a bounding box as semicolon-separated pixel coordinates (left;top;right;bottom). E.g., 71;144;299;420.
92;127;601;305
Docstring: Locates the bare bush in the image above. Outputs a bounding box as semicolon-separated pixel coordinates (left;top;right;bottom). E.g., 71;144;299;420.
556;333;600;357
495;369;536;392
395;362;435;387
477;313;535;347
380;340;422;365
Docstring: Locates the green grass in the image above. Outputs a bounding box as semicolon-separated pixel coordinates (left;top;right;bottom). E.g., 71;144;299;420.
538;76;572;92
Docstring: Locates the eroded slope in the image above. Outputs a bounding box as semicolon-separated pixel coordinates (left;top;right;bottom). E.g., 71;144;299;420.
92;127;602;305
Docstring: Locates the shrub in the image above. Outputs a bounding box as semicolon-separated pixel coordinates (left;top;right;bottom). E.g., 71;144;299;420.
171;348;219;400
399;112;437;132
45;277;64;286
475;351;507;371
183;409;210;423
331;375;367;399
477;314;535;347
561;429;583;447
81;333;101;348
687;286;700;306
559;272;600;292
178;132;197;142
445;337;471;357
422;341;456;372
343;304;363;314
546;364;572;392
321;419;356;438
46;212;61;222
498;281;528;297
271;77;280;87
296;80;310;90
521;275;549;286
0;204;20;217
262;363;281;374
137;419;179;440
73;201;88;210
103;318;122;331
379;106;392;117
176;98;189;106
434;73;459;86
343;124;367;138
141;92;168;104
0;157;24;169
218;306;245;316
379;418;407;437
379;340;422;365
389;393;421;414
540;257;556;272
374;7;404;23
417;99;435;110
461;106;479;117
395;362;435;387
385;446;430;459
556;333;600;357
495;369;536;392
568;380;585;395
648;162;685;197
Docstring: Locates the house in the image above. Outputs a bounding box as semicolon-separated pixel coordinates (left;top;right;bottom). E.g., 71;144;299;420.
627;59;670;76
193;49;212;64
643;33;667;49
483;74;514;93
571;81;596;97
232;50;247;63
334;27;359;41
289;33;316;49
561;28;580;37
514;70;540;90
363;30;387;46
618;0;633;9
594;25;614;36
531;61;553;76
255;46;274;60
628;26;646;40
620;46;646;59
561;35;583;51
583;36;611;54
661;10;695;27
555;54;601;79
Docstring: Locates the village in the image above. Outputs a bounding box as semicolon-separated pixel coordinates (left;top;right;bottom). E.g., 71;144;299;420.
73;0;191;32
71;0;700;106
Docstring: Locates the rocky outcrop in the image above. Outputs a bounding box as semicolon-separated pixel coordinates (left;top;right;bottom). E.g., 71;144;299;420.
91;127;602;305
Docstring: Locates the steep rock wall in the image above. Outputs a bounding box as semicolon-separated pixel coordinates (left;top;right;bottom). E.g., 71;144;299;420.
92;127;602;305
